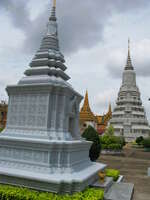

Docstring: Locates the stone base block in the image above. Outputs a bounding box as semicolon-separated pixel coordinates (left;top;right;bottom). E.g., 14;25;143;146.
0;136;106;193
104;182;134;200
0;162;106;194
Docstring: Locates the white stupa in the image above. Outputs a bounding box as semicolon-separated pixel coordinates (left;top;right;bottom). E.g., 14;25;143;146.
110;40;150;142
0;0;105;193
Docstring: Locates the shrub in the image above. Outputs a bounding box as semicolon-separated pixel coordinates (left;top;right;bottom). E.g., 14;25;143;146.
105;125;114;136
105;169;120;181
116;136;126;147
107;143;122;151
101;134;124;150
142;137;150;148
0;185;104;200
136;136;144;145
82;126;101;161
0;128;4;132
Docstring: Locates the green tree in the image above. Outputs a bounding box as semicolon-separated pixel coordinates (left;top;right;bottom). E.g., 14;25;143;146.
136;136;144;145
105;125;114;136
82;126;101;161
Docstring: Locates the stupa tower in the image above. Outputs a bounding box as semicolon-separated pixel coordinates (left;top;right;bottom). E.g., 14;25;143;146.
0;0;105;193
110;40;150;142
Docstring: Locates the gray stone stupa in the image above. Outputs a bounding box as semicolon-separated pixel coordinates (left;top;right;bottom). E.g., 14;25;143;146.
0;0;105;193
110;40;150;142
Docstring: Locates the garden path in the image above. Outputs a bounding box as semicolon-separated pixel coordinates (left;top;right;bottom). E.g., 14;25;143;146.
98;145;150;200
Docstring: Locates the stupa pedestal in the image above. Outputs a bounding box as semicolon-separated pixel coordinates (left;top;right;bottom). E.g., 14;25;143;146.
0;1;105;193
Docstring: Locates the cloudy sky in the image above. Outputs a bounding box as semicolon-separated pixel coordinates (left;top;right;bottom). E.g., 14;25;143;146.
0;0;150;120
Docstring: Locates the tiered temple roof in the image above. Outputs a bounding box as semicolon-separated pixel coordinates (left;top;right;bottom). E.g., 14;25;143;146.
80;90;97;123
80;91;112;134
96;103;112;125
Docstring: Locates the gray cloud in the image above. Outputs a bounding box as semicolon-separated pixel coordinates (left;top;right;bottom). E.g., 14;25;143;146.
0;0;31;29
0;0;150;55
106;39;150;78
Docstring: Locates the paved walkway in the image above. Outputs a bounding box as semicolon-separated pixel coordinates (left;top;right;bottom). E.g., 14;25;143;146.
98;146;150;200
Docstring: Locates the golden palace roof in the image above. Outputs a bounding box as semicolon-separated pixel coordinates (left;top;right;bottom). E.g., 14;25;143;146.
80;91;97;122
96;104;112;125
80;91;112;125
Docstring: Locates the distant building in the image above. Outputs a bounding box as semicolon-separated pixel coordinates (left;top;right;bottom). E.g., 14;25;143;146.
0;101;7;129
110;40;150;142
80;91;112;134
96;104;112;134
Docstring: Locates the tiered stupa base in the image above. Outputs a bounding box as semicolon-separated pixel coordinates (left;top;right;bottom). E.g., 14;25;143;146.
0;137;106;193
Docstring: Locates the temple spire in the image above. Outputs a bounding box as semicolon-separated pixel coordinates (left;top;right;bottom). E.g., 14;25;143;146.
80;90;96;122
125;38;134;70
53;0;56;7
49;0;57;21
81;90;91;112
108;103;112;114
24;0;70;82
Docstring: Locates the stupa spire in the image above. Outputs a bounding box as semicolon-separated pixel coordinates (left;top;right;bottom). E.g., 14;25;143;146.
53;0;56;7
125;38;134;70
22;0;70;84
49;0;57;21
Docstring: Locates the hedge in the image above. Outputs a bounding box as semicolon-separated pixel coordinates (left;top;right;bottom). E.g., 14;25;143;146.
101;135;125;150
105;169;120;181
142;137;150;148
0;185;104;200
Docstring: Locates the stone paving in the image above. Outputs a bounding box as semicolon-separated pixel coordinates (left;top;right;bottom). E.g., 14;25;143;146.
98;145;150;200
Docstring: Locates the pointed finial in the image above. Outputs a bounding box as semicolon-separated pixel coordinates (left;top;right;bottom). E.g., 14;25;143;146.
128;38;131;60
49;0;57;21
108;103;112;113
53;0;56;7
81;90;91;112
128;38;130;52
125;38;134;70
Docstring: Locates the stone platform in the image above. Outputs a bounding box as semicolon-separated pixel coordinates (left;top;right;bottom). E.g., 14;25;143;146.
0;136;106;193
91;177;113;192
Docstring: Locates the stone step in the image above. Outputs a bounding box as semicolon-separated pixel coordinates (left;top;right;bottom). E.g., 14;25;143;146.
90;177;113;193
104;182;134;200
